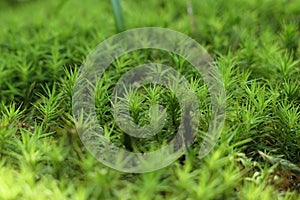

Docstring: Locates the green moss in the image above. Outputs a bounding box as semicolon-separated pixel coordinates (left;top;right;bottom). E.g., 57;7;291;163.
0;0;299;199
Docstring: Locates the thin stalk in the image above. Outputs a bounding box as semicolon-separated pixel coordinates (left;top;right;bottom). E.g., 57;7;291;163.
110;0;126;33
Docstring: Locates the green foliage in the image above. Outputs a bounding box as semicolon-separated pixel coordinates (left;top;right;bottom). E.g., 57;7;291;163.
0;0;300;199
